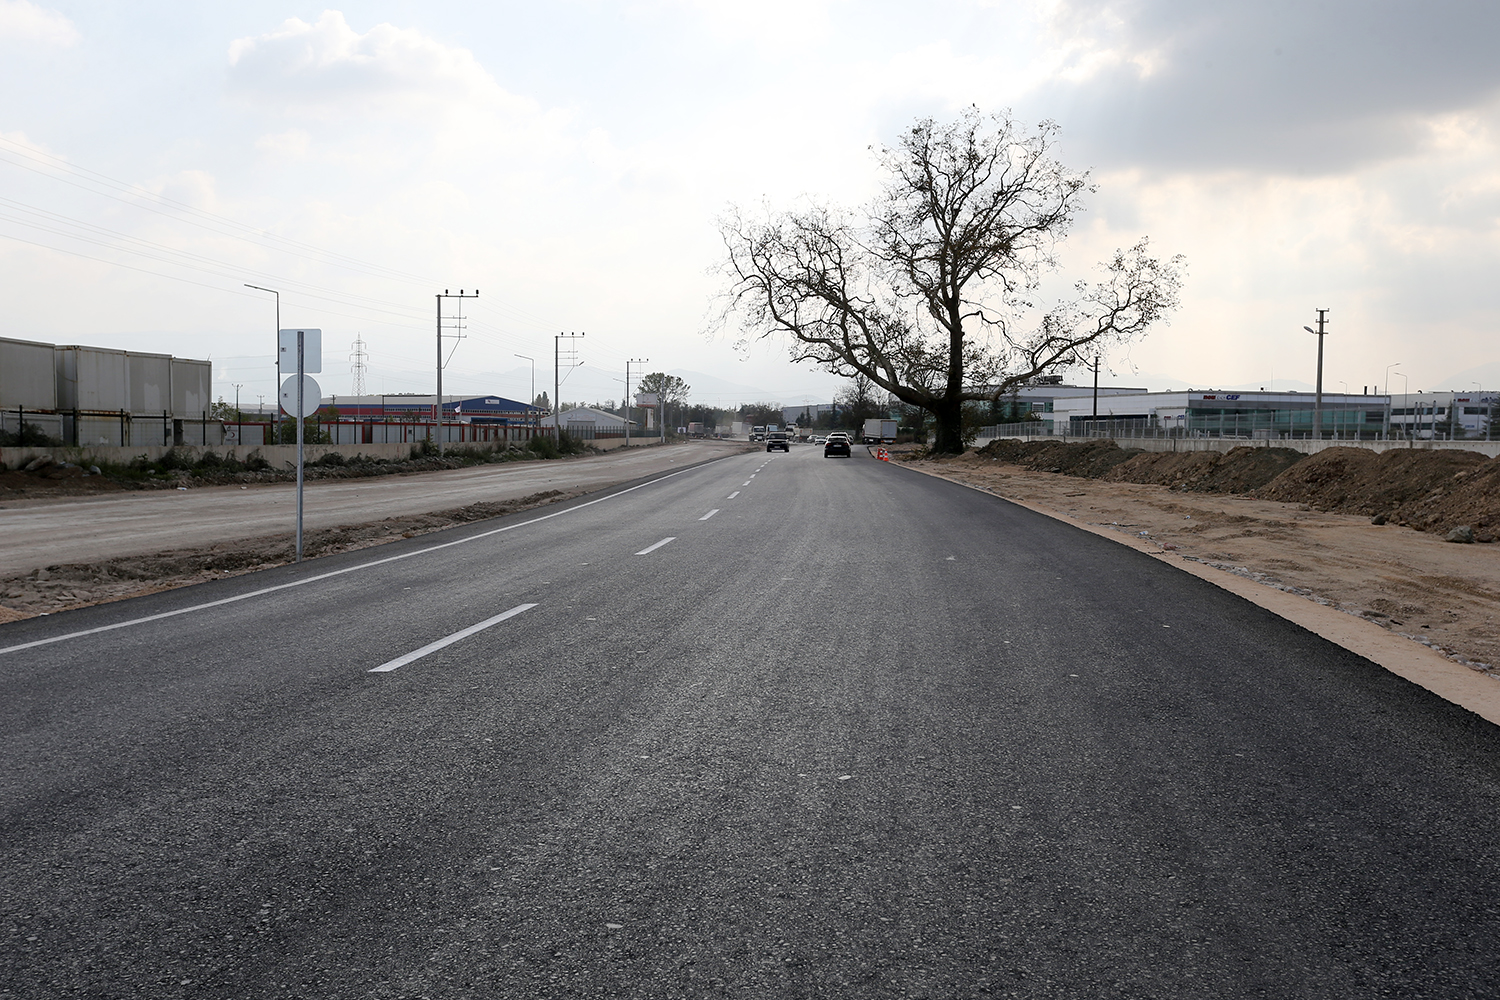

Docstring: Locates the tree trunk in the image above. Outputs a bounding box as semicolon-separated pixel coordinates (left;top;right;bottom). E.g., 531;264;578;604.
931;399;965;454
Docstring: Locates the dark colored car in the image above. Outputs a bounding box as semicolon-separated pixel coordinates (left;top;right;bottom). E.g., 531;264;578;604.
766;431;791;452
824;433;851;458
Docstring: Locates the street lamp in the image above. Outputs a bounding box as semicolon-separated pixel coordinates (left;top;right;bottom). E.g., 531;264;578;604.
514;354;535;407
515;353;536;442
1382;363;1402;440
1394;371;1409;441
246;281;282;437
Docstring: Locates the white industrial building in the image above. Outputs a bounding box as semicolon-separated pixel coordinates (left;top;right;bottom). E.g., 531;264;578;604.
1046;388;1394;439
539;406;636;439
1388;391;1496;439
0;336;215;446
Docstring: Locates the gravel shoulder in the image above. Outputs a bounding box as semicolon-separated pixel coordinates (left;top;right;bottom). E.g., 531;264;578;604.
0;442;747;622
901;450;1500;723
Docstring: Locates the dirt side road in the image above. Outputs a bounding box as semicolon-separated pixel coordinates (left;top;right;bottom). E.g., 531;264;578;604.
0;442;744;621
904;453;1500;678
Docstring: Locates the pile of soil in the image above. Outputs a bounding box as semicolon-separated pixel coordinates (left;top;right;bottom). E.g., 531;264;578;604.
1255;447;1497;539
0;489;575;622
968;440;1304;493
960;439;1500;540
970;438;1146;477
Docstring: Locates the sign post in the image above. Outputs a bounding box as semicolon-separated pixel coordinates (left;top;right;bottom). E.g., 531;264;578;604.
279;330;322;563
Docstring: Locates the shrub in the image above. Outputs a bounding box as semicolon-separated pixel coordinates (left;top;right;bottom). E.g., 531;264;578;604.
526;434;561;459
0;422;62;447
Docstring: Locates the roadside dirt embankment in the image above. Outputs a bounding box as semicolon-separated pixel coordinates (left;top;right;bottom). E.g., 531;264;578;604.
973;439;1500;541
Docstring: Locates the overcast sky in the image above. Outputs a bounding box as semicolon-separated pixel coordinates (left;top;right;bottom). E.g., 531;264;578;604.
3;0;1498;409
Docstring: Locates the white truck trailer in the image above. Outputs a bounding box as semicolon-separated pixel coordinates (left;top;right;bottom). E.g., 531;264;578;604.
862;418;898;443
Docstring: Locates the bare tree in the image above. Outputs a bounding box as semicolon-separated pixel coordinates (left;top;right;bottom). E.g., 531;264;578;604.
713;108;1185;454
834;373;881;432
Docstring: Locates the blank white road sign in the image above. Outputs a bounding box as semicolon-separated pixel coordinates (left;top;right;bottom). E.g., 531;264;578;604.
278;329;322;373
280;374;322;418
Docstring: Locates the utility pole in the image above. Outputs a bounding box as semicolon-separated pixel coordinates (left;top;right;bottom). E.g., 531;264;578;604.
233;383;242;446
625;358;648;446
1303;309;1329;440
1092;356;1100;435
436;289;477;456
554;332;584;442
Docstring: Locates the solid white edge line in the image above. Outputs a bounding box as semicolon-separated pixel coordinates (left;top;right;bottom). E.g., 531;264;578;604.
0;465;705;657
699;509;720;520
635;537;676;555
370;603;537;673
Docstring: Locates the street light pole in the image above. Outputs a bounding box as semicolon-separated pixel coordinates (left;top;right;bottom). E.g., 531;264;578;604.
1383;362;1401;440
245;284;279;441
1395;371;1409;443
515;354;535;443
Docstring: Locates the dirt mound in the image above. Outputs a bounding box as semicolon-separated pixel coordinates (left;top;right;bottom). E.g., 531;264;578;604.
973;440;1306;494
1255;447;1496;536
972;438;1143;477
1100;447;1305;493
1409;458;1500;540
967;438;1499;539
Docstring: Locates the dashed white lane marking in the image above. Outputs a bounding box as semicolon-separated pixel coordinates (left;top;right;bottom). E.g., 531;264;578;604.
635;537;676;555
0;466;702;657
742;481;752;486
699;509;720;521
728;491;740;499
370;603;537;673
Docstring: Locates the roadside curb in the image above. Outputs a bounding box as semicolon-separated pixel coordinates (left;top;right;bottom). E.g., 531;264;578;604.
894;460;1500;728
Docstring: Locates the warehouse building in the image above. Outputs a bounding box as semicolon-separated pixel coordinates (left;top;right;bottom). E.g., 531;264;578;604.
0;336;214;446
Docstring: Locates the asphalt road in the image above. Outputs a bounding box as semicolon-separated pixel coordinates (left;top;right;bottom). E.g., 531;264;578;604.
4;444;1500;998
0;442;730;576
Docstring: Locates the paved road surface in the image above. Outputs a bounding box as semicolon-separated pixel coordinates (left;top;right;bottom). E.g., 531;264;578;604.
4;445;1499;997
0;442;731;575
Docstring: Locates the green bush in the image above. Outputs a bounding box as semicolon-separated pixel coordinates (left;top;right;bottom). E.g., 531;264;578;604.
526;434;560;459
158;448;195;471
0;422;62;447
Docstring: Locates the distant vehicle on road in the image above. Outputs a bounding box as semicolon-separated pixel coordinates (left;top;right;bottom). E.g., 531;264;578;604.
750;425;766;442
862;418;899;444
766;431;791;452
824;432;852;458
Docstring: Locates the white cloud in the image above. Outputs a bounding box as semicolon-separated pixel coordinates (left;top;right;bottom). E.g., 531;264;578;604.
226;10;520;120
0;0;77;46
